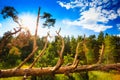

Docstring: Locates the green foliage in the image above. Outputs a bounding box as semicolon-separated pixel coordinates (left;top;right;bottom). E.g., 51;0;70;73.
42;12;56;28
70;36;77;55
1;6;18;19
104;35;116;64
85;35;99;64
89;71;120;80
0;77;23;80
55;74;69;80
0;53;20;68
97;31;104;45
0;6;20;25
64;53;73;65
9;46;21;55
0;21;120;79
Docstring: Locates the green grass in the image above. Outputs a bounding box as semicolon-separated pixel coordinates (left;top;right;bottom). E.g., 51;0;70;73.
89;71;120;80
0;77;23;80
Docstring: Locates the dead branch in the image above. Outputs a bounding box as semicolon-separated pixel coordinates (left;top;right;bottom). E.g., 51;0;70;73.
51;28;64;72
0;27;22;53
29;33;49;68
1;63;120;78
64;42;81;75
16;7;40;69
16;47;38;69
97;43;105;64
33;7;40;49
68;42;81;71
73;42;81;65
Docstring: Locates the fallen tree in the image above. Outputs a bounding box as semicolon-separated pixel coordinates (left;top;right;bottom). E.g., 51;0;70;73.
1;6;120;79
1;63;120;78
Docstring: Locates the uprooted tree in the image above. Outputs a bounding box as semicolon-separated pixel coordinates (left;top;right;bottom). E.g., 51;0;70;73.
0;6;120;79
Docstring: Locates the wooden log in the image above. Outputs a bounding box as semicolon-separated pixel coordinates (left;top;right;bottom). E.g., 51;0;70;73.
1;63;120;78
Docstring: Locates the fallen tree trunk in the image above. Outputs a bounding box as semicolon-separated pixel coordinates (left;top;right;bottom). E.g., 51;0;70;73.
1;63;120;78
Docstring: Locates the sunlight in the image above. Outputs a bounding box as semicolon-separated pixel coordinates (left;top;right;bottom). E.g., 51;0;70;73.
19;13;36;33
19;13;55;37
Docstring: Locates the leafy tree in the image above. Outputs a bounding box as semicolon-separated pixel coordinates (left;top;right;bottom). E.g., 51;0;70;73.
70;36;77;56
85;35;99;64
0;6;21;25
107;36;120;63
64;36;71;56
97;31;104;45
42;12;56;28
104;35;115;64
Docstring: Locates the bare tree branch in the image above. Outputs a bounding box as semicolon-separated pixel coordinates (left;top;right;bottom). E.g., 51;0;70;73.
33;7;40;49
97;43;105;64
29;33;49;68
73;42;80;65
0;27;22;54
16;7;40;69
51;28;64;72
16;47;38;69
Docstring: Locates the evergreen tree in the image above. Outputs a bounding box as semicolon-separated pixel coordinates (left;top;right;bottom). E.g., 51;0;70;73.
70;36;77;56
104;35;115;64
97;31;104;45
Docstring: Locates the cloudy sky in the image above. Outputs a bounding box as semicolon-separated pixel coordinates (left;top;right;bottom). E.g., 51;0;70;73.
0;0;120;37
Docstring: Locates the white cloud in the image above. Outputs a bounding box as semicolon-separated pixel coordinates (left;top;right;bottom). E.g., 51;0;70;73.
117;24;120;30
117;8;120;16
62;7;112;32
63;19;112;32
57;0;120;32
117;34;120;37
57;1;72;9
57;0;87;10
19;13;59;37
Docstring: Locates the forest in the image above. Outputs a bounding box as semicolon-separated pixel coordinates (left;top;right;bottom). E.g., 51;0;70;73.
0;6;120;80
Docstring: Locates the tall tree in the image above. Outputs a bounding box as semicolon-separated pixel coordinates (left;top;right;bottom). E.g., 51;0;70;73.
70;36;77;56
104;35;115;64
84;35;99;64
97;31;104;45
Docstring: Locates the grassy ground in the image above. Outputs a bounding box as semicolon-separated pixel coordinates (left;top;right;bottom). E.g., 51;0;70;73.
0;77;23;80
89;71;120;80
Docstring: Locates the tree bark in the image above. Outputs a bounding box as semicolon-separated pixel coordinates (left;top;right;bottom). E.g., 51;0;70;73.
1;63;120;78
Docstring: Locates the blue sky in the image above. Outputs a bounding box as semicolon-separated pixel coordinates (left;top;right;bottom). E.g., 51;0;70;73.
0;0;120;37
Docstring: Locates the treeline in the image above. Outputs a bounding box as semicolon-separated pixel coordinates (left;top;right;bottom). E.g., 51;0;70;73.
0;31;120;68
0;30;120;80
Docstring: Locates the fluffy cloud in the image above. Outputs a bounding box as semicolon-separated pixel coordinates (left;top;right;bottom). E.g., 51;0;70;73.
62;7;113;32
117;8;120;16
63;20;112;32
58;0;120;32
117;24;120;30
57;1;72;9
57;0;88;10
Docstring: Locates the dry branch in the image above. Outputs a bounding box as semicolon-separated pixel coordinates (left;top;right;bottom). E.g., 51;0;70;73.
97;43;105;64
16;47;38;69
16;7;40;69
1;63;120;78
51;28;64;72
73;42;81;65
29;33;49;68
67;42;81;72
0;27;22;54
33;7;40;49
